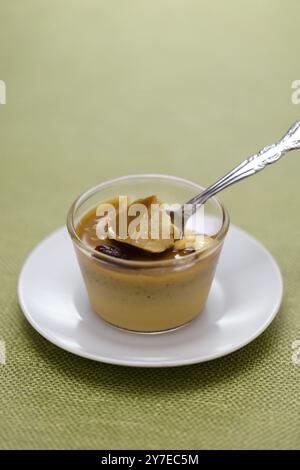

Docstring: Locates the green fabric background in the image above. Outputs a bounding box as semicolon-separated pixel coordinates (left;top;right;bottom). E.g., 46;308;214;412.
1;0;300;449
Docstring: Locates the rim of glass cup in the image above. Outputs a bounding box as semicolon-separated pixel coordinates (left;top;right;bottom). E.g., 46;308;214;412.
67;174;230;268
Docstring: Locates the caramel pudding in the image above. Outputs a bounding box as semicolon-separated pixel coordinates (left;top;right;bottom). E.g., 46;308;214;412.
73;194;224;332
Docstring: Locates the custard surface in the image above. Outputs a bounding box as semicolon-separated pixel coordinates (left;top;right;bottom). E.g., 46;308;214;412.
77;205;213;261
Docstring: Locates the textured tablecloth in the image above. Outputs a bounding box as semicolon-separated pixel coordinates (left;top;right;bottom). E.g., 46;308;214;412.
1;0;300;450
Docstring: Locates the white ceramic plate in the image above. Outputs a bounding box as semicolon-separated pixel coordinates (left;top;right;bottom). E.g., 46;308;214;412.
18;226;283;367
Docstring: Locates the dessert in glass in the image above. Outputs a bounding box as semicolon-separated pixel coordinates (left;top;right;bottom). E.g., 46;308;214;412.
67;174;229;332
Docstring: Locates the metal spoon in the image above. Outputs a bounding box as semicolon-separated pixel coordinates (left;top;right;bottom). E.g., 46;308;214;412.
171;120;300;229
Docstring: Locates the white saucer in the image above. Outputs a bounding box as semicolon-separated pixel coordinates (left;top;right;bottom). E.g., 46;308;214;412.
18;226;283;367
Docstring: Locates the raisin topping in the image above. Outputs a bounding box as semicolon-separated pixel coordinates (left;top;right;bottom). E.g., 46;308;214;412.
95;244;130;259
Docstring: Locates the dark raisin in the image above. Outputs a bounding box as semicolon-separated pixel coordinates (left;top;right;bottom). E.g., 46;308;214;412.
95;244;130;259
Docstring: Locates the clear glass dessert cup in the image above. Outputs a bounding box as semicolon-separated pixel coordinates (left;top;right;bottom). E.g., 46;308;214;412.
67;174;230;333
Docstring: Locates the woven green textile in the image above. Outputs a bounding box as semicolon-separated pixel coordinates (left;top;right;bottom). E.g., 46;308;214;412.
1;0;300;450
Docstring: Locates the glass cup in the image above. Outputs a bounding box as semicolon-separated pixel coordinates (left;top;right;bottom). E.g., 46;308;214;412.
67;174;229;332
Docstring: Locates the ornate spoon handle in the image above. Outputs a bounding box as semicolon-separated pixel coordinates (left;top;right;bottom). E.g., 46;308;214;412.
187;120;300;206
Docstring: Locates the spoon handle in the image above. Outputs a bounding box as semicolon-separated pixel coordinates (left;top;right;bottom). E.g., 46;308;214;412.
188;120;300;206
